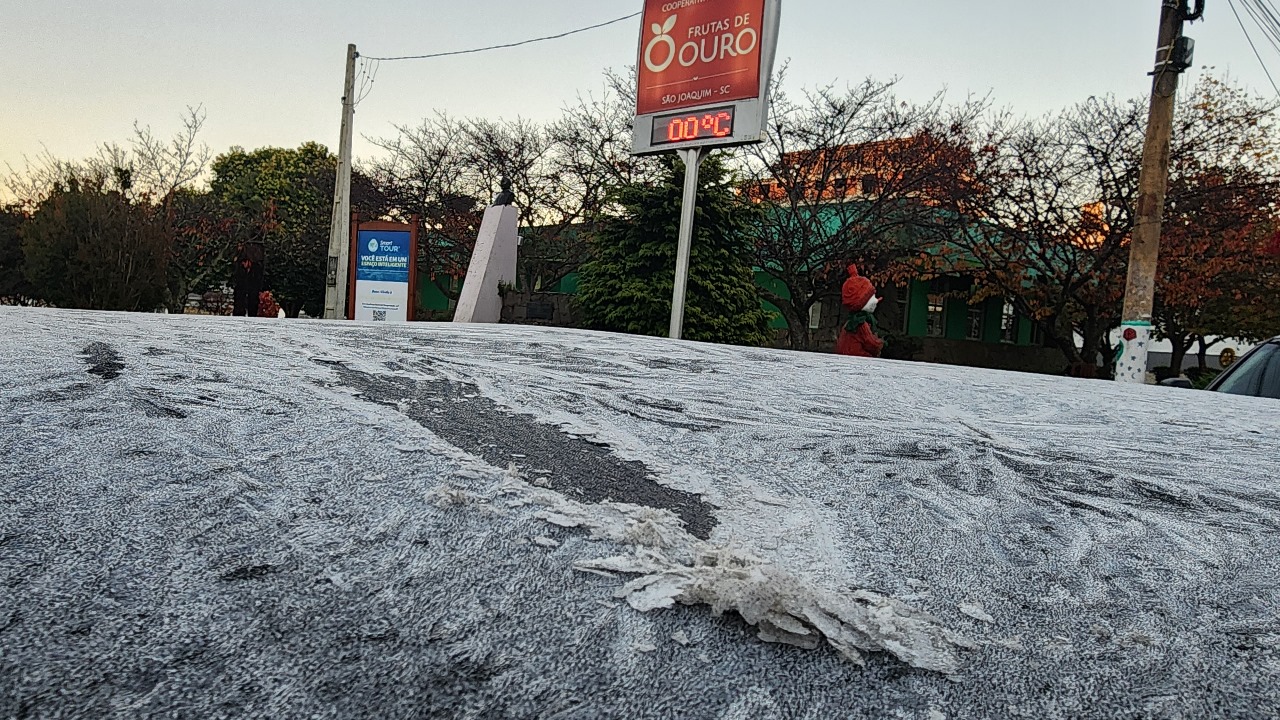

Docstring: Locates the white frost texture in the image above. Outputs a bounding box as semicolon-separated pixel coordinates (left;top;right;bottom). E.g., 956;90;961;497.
2;308;1279;719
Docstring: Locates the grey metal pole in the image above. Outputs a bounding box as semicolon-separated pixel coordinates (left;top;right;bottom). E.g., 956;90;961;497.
324;43;358;320
670;147;705;339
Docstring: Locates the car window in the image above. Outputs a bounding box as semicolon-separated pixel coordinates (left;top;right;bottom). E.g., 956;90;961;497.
1261;347;1280;400
1217;343;1279;397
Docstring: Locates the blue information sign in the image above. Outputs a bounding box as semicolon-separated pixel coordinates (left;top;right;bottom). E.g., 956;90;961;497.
356;231;411;283
353;230;413;323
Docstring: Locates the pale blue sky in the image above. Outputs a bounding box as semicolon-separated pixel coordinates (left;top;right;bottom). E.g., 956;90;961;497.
3;1;1277;175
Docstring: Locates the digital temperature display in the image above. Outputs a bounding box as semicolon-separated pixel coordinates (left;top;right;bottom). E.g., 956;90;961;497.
651;106;736;146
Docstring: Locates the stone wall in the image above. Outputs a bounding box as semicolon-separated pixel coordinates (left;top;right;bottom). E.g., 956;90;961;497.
501;290;578;328
914;337;1067;375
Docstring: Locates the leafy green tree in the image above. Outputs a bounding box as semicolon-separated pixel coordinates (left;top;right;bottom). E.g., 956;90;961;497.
577;154;771;347
21;178;169;311
210;144;333;318
210;143;387;318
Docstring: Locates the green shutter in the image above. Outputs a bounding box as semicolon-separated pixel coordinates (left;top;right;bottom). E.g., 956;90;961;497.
983;298;1004;344
907;280;930;337
419;278;452;313
1017;316;1034;346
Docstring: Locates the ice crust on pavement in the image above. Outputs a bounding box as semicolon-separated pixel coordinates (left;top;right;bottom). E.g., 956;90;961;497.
497;474;970;673
3;308;1280;719
576;547;970;673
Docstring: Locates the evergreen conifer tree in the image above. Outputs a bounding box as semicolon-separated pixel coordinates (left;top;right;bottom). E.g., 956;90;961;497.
577;154;771;347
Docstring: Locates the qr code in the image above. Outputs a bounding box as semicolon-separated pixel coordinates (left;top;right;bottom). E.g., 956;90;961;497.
372;310;387;322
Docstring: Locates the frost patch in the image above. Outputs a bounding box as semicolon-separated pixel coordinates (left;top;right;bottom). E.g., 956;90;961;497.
576;547;971;674
493;476;971;673
507;480;689;550
623;507;687;548
959;603;996;624
426;484;481;507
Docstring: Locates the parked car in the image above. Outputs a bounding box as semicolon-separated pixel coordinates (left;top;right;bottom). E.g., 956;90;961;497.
1158;337;1280;398
1205;336;1280;399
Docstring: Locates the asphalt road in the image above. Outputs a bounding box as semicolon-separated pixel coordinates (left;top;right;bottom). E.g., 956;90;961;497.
2;309;1278;719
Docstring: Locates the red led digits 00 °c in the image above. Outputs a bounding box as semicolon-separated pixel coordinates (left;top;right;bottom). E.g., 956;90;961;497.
650;106;736;146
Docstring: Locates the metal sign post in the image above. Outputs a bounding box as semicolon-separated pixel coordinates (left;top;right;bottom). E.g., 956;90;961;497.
630;0;781;340
670;148;707;339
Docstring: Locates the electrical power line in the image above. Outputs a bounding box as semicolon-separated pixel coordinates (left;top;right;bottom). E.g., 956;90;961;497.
1239;0;1280;54
362;12;641;62
354;56;381;106
1228;0;1280;97
1247;0;1280;42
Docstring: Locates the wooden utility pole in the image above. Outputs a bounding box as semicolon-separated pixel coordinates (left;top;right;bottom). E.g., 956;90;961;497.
1116;2;1202;383
324;44;358;321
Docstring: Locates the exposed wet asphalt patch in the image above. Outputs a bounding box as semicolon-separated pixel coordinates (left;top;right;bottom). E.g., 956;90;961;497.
326;362;717;540
81;343;125;381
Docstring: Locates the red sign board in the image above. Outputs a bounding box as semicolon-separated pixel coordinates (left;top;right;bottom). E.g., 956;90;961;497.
636;0;767;117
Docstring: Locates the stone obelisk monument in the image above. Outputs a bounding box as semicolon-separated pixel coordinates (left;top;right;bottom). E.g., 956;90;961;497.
454;178;519;324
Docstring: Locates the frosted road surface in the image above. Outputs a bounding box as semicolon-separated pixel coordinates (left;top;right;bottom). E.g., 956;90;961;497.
1;308;1278;719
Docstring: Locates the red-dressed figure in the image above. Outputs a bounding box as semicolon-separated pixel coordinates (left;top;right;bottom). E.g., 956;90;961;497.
836;264;884;358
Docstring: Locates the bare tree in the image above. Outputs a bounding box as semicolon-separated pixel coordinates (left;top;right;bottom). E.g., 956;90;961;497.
3;106;210;209
527;70;668;291
548;69;661;193
464;116;588;291
120;105;212;203
367;75;657;298
933;75;1280;372
737;76;989;350
365;113;481;295
923;96;1144;370
3;149;111;211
